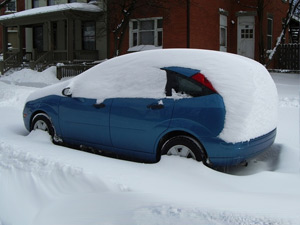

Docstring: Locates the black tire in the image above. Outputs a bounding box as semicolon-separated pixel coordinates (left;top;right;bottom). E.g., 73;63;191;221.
161;135;207;162
31;114;55;140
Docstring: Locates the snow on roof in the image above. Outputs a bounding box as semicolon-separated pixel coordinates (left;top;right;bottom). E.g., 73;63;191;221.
0;3;102;21
28;49;278;144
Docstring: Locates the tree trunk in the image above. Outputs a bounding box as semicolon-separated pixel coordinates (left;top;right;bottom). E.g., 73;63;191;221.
257;0;265;65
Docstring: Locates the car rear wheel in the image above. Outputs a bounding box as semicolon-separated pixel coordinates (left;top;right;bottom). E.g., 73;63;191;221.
161;135;207;163
31;114;55;141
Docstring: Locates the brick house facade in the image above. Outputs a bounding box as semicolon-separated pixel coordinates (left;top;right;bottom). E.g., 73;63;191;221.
108;0;289;67
0;0;25;51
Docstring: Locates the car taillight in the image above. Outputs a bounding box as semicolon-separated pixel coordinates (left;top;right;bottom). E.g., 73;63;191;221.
191;73;217;93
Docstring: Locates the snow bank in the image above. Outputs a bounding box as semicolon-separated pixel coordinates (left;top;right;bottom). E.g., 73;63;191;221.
0;66;59;87
69;49;278;143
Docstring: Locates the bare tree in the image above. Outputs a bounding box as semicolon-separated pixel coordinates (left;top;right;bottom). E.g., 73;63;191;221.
106;0;190;57
106;0;171;57
265;0;300;66
0;0;12;9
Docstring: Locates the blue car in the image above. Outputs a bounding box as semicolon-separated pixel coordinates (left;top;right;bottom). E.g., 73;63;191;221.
23;49;277;167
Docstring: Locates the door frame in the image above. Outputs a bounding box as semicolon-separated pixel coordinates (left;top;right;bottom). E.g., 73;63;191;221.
237;15;255;59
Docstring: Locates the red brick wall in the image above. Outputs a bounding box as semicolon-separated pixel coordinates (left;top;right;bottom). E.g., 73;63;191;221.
106;0;289;67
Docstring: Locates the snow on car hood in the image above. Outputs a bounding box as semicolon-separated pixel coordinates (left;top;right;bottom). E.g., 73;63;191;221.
27;49;278;143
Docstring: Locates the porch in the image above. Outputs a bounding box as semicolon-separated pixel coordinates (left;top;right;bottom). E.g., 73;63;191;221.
0;3;106;74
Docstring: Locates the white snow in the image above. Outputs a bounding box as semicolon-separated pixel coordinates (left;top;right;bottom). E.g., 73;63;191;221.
0;68;299;225
27;49;278;143
0;2;102;22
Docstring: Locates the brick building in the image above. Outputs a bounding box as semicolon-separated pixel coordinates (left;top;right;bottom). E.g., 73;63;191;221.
0;0;290;73
108;0;289;66
0;0;25;51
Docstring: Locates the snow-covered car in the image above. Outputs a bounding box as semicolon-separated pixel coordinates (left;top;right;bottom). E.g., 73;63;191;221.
23;49;278;167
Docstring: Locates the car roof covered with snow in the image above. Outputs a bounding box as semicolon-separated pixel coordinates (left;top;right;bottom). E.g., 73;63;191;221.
27;49;278;144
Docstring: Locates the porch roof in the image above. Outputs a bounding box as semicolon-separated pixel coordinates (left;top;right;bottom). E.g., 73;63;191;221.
0;2;103;26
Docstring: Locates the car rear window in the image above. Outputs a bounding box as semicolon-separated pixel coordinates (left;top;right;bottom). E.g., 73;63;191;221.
165;70;215;97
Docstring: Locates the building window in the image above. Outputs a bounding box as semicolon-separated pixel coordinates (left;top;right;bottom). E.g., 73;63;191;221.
220;14;227;52
82;21;96;50
130;17;163;48
241;28;254;39
47;0;55;6
6;0;16;12
267;16;273;50
33;25;43;52
32;0;39;8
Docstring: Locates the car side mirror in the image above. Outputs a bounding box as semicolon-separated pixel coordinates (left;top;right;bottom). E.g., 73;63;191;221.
62;87;72;97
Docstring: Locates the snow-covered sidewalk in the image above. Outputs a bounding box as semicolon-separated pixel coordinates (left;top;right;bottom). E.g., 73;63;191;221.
0;69;299;225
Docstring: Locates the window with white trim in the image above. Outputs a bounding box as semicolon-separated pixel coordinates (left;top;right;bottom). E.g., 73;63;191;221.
47;0;55;6
129;18;163;48
220;14;227;52
267;16;273;50
82;21;96;50
32;0;39;8
6;0;16;12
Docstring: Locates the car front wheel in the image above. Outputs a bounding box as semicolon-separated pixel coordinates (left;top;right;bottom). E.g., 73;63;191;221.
31;114;55;141
161;135;207;163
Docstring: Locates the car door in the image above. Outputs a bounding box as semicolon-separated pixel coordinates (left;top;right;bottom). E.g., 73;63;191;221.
59;97;112;147
110;98;174;153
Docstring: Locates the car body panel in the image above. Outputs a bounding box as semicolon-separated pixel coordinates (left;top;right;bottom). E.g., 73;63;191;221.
170;94;225;137
23;51;277;167
201;129;277;166
110;98;174;153
23;95;61;134
59;98;112;147
23;92;276;167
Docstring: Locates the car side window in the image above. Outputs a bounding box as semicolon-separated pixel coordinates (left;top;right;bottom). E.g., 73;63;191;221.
165;70;211;97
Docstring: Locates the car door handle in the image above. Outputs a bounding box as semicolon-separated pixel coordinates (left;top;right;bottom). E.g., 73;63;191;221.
147;104;164;110
93;103;106;109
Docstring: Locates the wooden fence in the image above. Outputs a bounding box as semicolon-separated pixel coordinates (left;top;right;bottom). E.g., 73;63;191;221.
56;63;98;80
276;44;300;71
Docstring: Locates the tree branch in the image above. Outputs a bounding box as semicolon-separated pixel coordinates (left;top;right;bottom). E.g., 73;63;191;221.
0;0;12;9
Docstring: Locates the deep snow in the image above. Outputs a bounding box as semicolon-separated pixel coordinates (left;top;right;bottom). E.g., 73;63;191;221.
0;67;299;225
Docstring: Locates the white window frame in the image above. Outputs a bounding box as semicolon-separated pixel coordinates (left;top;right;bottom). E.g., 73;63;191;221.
267;16;273;50
32;0;39;8
6;0;16;12
129;17;163;49
219;14;228;52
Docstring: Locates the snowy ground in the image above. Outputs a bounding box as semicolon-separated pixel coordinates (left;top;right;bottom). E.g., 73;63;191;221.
0;68;299;225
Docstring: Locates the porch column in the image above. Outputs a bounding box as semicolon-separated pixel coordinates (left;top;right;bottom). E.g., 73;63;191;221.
17;25;24;63
0;26;8;74
2;26;8;59
67;18;74;61
48;21;54;51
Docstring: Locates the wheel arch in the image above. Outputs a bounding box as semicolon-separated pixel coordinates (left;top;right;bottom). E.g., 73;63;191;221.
156;130;208;162
30;110;50;131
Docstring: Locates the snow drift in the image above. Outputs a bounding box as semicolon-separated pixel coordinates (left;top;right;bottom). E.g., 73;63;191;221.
0;66;299;225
